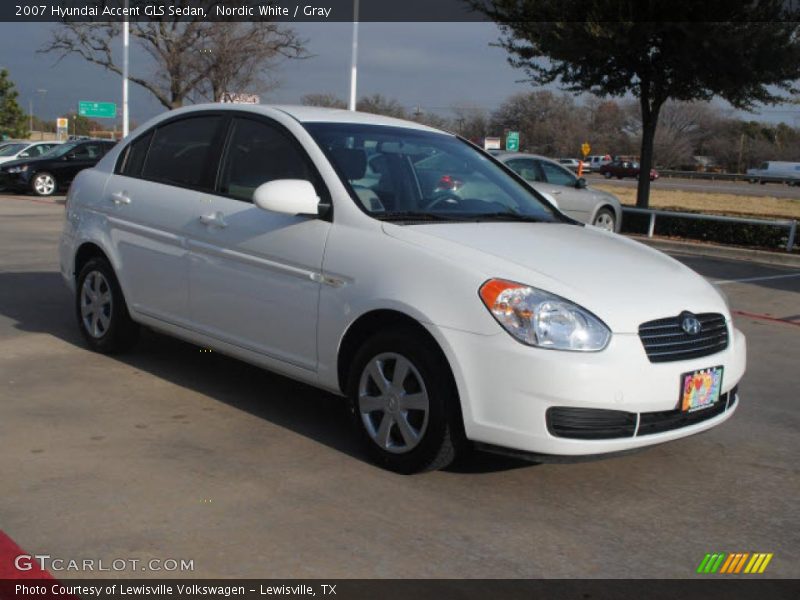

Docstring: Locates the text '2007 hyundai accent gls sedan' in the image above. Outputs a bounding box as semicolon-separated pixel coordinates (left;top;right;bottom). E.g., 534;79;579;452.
59;105;746;473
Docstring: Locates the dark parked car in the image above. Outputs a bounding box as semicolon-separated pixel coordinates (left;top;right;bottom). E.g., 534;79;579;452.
0;140;116;196
598;160;658;181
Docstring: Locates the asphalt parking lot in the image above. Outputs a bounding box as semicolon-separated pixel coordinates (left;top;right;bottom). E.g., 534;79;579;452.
1;193;798;579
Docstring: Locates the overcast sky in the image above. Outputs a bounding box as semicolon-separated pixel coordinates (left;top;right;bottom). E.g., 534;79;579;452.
1;21;798;129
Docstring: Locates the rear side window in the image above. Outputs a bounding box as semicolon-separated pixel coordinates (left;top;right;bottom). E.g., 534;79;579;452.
119;132;153;177
219;117;316;202
142;116;221;189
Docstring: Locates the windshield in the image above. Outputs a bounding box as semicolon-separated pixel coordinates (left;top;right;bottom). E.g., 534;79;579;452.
305;123;561;223
0;143;27;157
42;142;80;158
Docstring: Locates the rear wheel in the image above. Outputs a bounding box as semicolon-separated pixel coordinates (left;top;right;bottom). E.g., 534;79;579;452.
31;172;57;196
347;329;462;473
76;257;139;353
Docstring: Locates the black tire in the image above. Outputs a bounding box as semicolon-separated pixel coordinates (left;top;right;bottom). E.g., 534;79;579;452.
75;257;139;353
346;329;463;474
603;171;612;179
30;171;57;197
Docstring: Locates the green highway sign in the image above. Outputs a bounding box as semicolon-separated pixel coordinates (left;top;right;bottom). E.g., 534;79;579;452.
506;131;520;152
78;101;117;119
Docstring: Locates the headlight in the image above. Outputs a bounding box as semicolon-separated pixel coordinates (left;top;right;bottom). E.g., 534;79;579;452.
479;279;611;351
7;165;28;174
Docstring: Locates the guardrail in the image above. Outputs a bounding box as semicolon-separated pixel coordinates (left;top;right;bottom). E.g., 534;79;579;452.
622;206;797;252
655;169;800;184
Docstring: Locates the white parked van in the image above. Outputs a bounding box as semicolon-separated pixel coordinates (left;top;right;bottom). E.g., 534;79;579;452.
746;161;800;185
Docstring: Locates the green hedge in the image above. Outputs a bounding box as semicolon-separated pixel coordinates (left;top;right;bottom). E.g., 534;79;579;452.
621;210;795;251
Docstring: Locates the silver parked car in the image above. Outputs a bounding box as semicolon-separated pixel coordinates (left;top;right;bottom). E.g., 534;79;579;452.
496;152;622;232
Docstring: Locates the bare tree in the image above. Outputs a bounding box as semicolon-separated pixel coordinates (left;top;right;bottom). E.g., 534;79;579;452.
301;93;347;108
41;2;307;109
194;23;307;103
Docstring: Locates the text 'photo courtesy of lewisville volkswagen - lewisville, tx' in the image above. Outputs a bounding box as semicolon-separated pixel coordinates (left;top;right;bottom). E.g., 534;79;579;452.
0;1;798;599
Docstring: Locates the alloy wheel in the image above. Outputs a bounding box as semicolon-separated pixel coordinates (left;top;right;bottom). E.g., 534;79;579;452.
34;174;55;196
80;271;113;338
358;352;430;454
593;211;616;231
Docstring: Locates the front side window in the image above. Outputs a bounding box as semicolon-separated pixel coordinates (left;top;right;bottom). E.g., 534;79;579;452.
219;118;315;202
142;116;221;189
306;123;560;223
539;161;577;187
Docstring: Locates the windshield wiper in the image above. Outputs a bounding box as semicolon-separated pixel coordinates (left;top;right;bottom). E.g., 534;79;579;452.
465;212;544;223
374;211;467;222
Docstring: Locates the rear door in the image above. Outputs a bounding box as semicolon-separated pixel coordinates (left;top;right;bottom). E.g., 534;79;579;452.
186;115;331;370
105;114;225;326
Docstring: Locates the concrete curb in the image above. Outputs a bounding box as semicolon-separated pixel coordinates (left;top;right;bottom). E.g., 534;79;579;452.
630;235;800;268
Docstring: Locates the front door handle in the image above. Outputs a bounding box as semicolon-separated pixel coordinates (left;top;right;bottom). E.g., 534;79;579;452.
110;191;131;205
199;211;228;228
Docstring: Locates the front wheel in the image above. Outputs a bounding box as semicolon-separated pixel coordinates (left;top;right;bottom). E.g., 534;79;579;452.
76;257;139;353
603;171;612;179
31;172;57;197
347;330;463;473
592;207;616;231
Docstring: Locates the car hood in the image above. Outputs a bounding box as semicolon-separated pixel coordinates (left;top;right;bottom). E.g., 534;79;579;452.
382;222;728;333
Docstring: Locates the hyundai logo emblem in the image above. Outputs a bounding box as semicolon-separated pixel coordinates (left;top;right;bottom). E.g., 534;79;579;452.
681;312;702;335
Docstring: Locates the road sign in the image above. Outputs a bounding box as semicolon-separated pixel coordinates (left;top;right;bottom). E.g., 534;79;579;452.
581;142;591;157
506;131;520;152
78;101;117;119
56;118;69;141
484;137;501;151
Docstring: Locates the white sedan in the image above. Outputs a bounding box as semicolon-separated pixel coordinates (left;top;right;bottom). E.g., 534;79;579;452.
59;105;746;473
0;141;61;165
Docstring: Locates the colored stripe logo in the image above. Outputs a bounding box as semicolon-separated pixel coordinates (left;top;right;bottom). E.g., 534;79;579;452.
697;552;773;574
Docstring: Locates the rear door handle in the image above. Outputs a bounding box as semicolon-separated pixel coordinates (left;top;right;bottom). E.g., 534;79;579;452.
110;192;131;205
199;211;228;228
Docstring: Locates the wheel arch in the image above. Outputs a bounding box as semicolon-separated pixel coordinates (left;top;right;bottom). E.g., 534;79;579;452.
590;202;623;232
336;309;456;397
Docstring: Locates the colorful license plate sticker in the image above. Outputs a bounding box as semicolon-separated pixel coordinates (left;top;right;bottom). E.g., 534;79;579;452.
680;366;723;412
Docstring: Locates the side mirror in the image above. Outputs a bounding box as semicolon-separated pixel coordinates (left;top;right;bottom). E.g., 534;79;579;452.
66;153;77;160
576;177;587;189
253;179;320;216
18;152;30;158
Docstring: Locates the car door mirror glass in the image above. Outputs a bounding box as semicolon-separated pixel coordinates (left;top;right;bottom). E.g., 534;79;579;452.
576;177;587;189
18;152;30;158
253;179;320;216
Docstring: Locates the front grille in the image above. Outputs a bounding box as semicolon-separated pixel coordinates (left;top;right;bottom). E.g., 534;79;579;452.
546;407;636;440
639;313;728;363
547;387;738;440
637;386;737;436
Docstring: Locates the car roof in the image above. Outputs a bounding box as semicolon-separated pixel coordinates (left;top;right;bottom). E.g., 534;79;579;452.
162;103;444;134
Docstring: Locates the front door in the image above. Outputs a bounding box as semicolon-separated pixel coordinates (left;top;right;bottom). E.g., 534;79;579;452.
187;116;330;371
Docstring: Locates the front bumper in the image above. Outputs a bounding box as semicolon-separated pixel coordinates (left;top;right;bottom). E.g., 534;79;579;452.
435;323;746;456
0;170;32;190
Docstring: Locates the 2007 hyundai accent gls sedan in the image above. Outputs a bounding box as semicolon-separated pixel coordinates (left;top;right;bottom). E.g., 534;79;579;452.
59;105;746;473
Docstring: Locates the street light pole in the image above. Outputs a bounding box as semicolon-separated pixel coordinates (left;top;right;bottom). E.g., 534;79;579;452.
348;0;359;111
122;0;130;138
